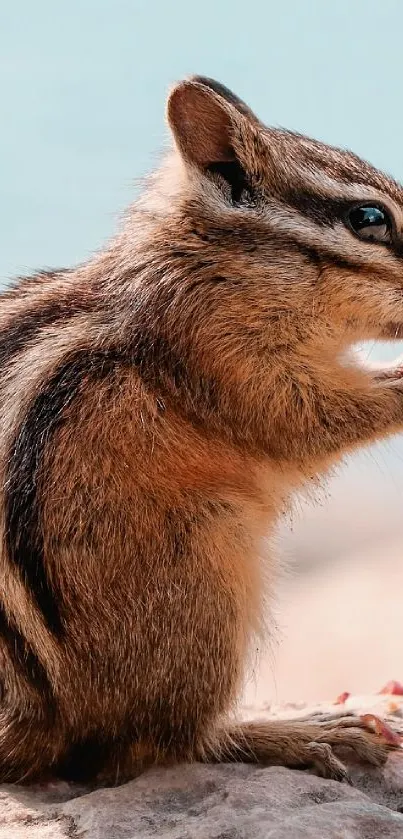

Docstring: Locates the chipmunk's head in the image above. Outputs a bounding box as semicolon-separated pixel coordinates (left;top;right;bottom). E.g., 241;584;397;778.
165;76;403;358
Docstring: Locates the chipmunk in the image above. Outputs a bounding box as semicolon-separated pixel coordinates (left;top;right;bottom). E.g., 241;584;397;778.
0;75;403;786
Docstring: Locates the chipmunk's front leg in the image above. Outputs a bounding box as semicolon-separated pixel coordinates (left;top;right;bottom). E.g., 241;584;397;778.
285;376;403;462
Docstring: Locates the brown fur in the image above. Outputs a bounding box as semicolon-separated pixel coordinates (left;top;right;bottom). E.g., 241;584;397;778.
0;76;402;784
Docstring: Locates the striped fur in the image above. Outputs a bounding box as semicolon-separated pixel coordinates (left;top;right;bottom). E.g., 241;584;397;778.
0;76;402;783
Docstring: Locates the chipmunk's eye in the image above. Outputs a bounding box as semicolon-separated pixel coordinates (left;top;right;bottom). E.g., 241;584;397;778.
346;204;392;243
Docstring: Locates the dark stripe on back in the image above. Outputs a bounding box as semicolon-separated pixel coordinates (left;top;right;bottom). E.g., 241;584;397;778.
0;276;98;690
4;351;119;637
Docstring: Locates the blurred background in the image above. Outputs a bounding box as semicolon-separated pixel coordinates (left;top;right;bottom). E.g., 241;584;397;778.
2;0;403;704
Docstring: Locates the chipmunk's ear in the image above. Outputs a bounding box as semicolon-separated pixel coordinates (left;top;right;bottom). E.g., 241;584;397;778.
167;78;260;199
167;79;237;169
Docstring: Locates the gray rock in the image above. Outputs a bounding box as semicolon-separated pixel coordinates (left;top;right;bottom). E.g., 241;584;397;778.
0;759;403;839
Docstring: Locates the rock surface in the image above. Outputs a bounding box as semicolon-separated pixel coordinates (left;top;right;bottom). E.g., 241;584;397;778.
2;695;403;839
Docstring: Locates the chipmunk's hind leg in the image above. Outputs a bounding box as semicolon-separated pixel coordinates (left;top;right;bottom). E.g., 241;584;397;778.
196;717;395;783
